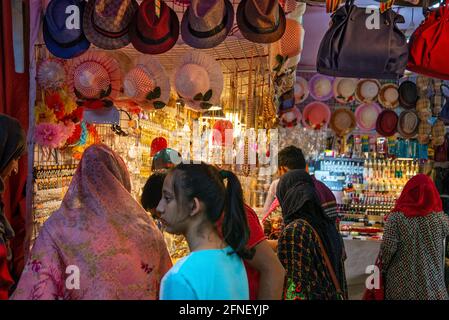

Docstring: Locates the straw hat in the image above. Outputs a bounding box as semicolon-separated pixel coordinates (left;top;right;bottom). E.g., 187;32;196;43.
181;0;234;49
376;109;398;137
123;56;171;110
432;119;447;147
174;51;224;112
355;79;381;103
67;51;121;100
398;80;418;110
294;76;309;104
269;3;306;73
302;101;331;130
417;120;431;144
280;107;302;128
237;0;287;44
37;59;66;90
330;108;356;136
309;74;334;101
83;0;138;50
355;102;382;131
333;78;357;104
397;110;419;139
416;97;432;121
378;83;400;109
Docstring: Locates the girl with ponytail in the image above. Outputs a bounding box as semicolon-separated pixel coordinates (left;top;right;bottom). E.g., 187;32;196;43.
157;163;254;300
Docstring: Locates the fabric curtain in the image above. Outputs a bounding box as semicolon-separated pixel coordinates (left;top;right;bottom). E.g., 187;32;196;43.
0;0;30;285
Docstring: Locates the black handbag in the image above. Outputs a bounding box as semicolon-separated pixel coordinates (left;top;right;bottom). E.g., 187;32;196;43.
317;0;408;79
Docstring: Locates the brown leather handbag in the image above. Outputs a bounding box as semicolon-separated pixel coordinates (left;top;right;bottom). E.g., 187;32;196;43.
317;0;408;79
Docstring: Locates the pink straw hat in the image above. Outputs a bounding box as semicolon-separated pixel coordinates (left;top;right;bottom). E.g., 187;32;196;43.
355;102;382;131
302;101;331;129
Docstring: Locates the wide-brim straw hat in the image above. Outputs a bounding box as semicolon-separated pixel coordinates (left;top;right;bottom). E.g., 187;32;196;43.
378;83;400;109
330;108;356;136
355;79;381;104
294;76;309;104
302;101;331;129
333;78;358;104
174;51;224;112
309;74;334;101
181;0;235;49
280;107;302;128
355;102;382;131
123;56;171;110
37;59;66;90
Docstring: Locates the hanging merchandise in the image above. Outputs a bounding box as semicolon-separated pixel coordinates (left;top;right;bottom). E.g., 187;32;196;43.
397;110;419;139
269;3;306;74
83;0;138;50
376;109;399;137
37;59;66;90
212;119;234;146
354;102;382;131
434;135;448;162
150;137;168;157
418;119;432;144
302;101;331;130
123;56;171;110
431;119;446;147
308;74;334;101
174;51;224;112
333;78;357;104
416;97;432;121
378;83;400;110
294;76;309;104
398;80;419;109
431;79;443;116
130;0;180;54
181;0;234;49
416;75;431;95
330;108;356;137
317;0;408;79
408;1;449;79
441;84;449;124
43;0;90;59
355;79;381;104
279;107;302;128
237;0;287;44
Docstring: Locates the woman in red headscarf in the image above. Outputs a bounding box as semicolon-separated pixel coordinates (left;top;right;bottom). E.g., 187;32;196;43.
381;174;449;300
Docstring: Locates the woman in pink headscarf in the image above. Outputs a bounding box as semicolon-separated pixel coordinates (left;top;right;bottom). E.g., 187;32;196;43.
11;144;172;300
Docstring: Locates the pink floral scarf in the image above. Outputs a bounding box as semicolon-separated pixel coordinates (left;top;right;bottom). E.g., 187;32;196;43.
11;144;172;300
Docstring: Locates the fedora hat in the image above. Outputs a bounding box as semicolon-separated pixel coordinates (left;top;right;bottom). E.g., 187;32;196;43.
43;0;90;59
330;108;356;136
124;56;171;110
237;0;287;44
269;3;306;73
333;78;357;104
181;0;234;49
130;0;180;54
67;51;121;100
302;101;331;130
397;110;419;139
294;76;309;104
280;107;302;128
37;59;66;90
355;102;382;131
398;80;418;109
376;109;398;137
83;0;138;50
378;83;400;109
355;79;381;104
309;74;334;101
174;51;224;112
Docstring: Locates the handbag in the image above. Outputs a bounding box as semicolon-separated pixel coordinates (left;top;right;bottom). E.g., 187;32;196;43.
317;0;408;79
408;1;449;79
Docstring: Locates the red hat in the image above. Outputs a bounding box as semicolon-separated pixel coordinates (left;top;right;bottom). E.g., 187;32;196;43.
212;120;233;146
150;137;168;157
376;109;398;137
130;0;180;55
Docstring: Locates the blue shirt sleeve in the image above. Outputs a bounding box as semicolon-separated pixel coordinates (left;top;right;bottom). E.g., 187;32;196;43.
160;272;197;300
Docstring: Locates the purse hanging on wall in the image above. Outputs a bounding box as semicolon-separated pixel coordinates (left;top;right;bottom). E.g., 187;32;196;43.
317;0;408;79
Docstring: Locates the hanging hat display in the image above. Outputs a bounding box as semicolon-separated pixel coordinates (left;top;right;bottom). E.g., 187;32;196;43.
355;79;381;104
37;59;66;90
333;78;357;104
123;56;171;110
431;79;443;116
130;0;180;55
308;74;334;101
432;119;446;147
378;83;400;109
269;3;306;73
302;101;331;130
355;102;382;131
397;110;419;139
417;120;431;144
280;107;302;128
181;0;234;49
237;0;287;44
150;137;168;157
416;97;432;121
294;76;309;104
330;108;356;136
67;51;121;100
43;0;90;59
83;0;138;50
398;80;418;109
174;51;224;112
376;109;398;137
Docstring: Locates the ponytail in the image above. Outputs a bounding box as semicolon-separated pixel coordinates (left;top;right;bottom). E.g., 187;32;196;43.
220;170;255;260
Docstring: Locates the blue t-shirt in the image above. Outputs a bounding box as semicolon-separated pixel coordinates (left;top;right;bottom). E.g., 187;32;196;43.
160;246;249;300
